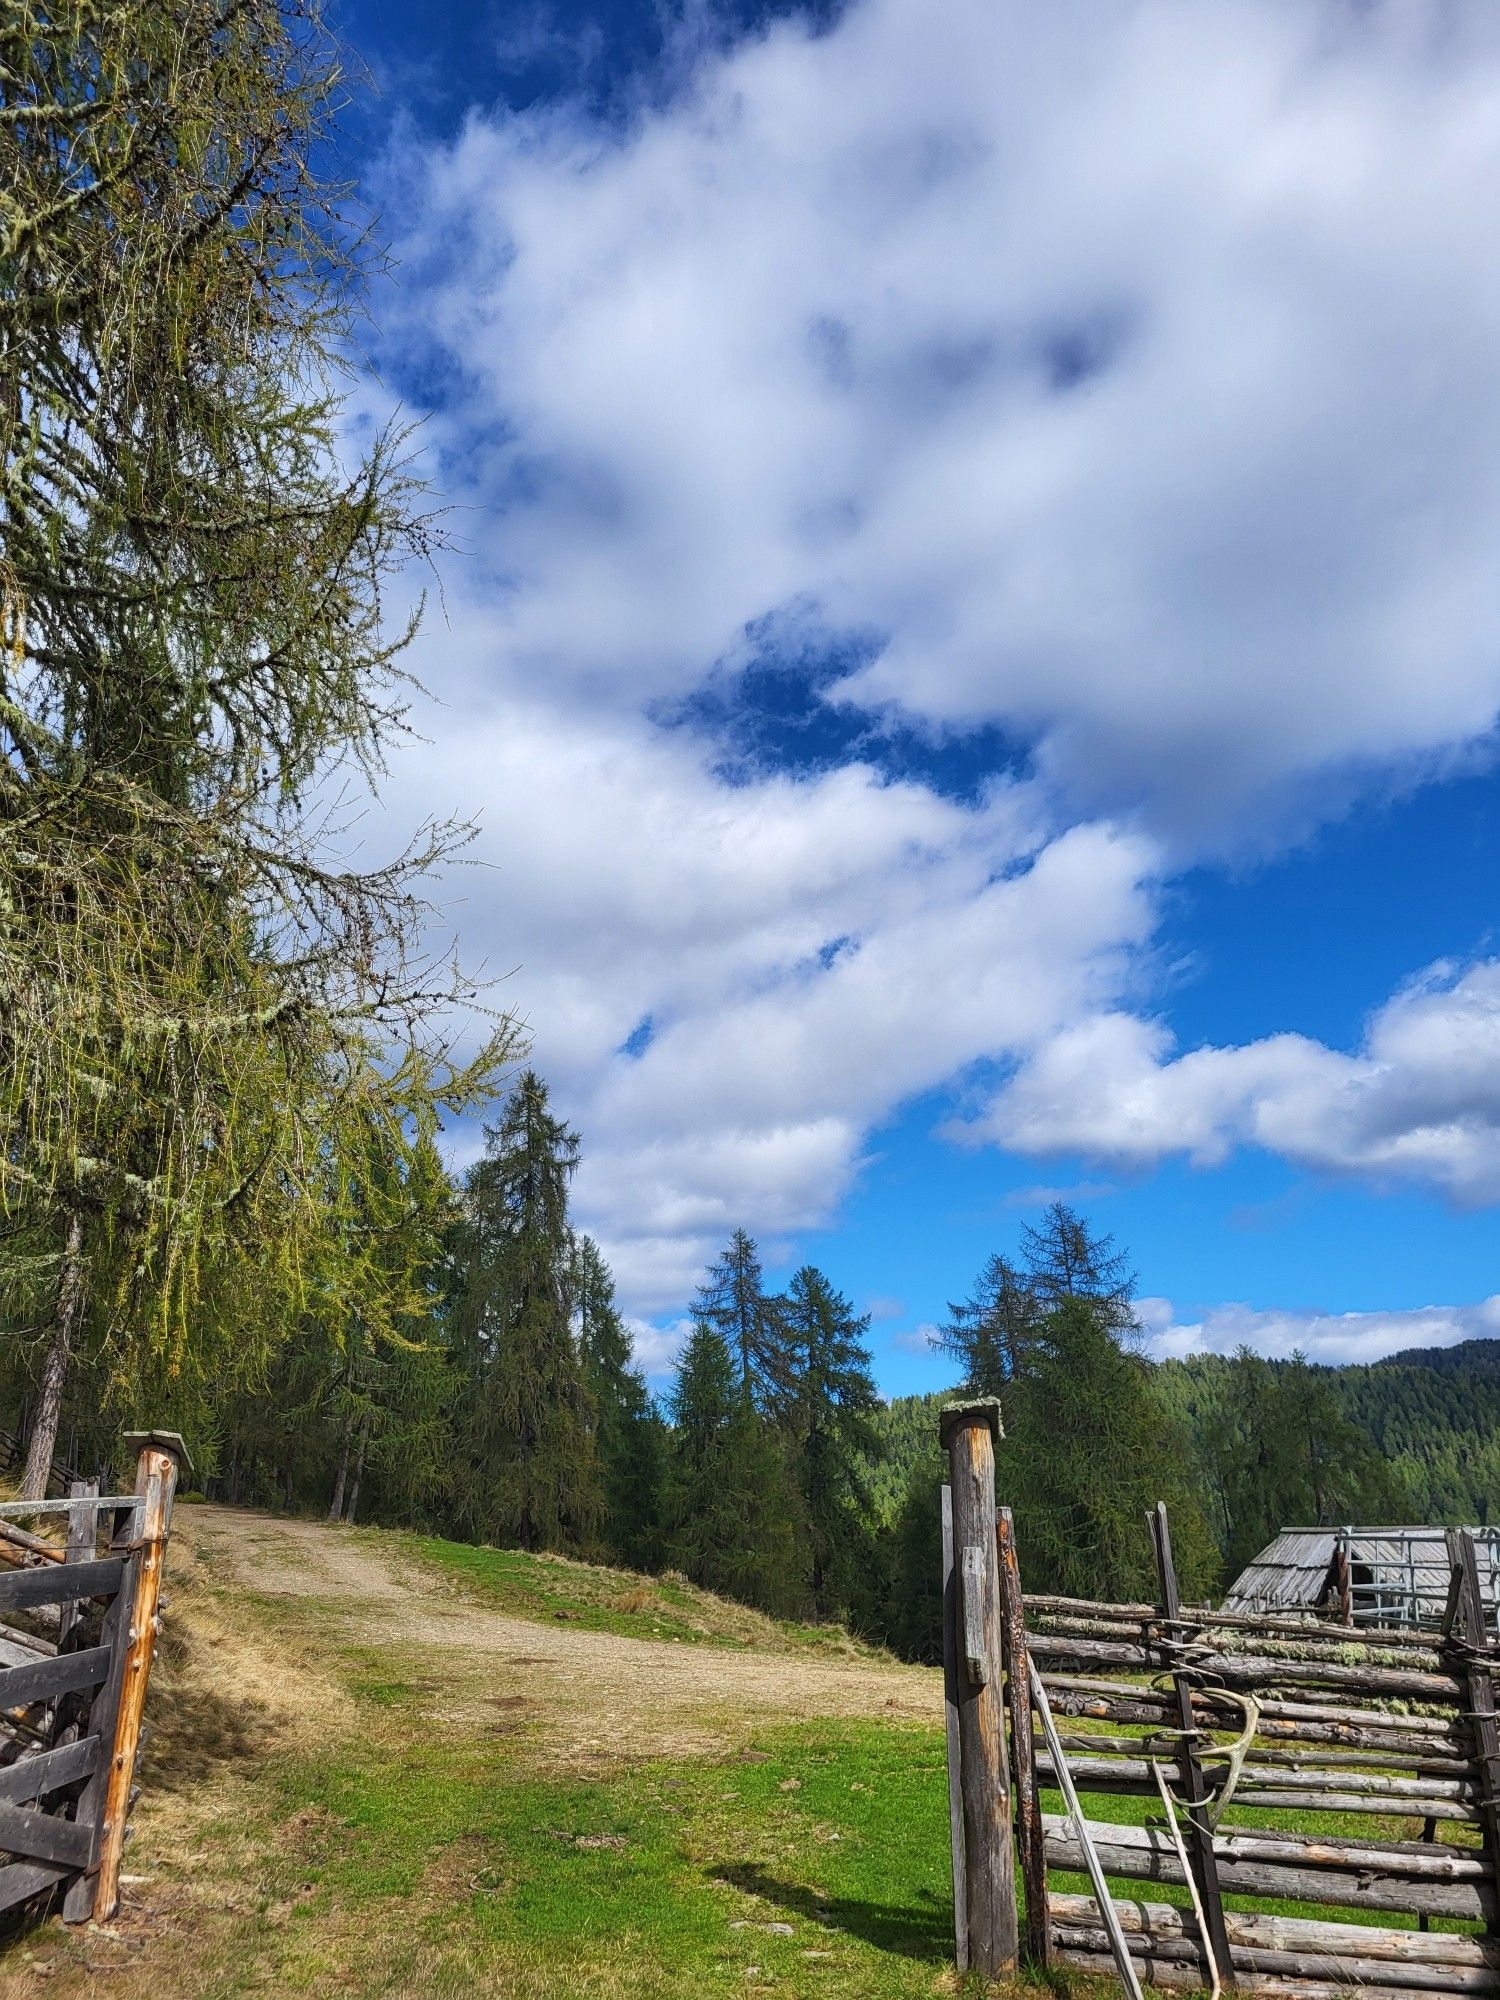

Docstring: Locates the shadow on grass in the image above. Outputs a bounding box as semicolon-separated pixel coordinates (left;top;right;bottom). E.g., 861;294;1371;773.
714;1861;953;1963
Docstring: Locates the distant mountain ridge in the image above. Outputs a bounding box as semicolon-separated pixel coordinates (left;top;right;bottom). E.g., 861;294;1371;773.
869;1334;1500;1534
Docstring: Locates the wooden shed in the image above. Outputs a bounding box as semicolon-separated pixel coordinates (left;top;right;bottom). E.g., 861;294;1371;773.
1224;1524;1500;1632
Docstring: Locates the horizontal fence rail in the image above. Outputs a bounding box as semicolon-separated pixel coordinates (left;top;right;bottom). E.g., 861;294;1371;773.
938;1453;1500;1997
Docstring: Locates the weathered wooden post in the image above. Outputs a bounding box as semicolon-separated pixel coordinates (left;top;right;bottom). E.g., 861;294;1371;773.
940;1398;1018;1978
1148;1500;1234;1990
66;1431;188;1923
997;1505;1048;1968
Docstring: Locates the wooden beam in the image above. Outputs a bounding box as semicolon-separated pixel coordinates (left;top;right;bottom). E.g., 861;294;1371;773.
996;1506;1047;1969
0;1557;123;1613
89;1436;182;1922
940;1485;967;1973
1148;1499;1235;1991
940;1400;1017;1978
1449;1528;1500;1938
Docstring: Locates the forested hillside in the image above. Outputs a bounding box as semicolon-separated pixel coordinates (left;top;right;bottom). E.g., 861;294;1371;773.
868;1338;1500;1587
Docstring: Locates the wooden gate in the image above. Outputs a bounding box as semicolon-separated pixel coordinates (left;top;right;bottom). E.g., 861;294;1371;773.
940;1414;1500;1993
0;1431;185;1927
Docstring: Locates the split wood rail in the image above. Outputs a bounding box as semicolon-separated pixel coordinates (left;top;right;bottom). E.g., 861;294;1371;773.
939;1399;1500;1996
0;1431;186;1927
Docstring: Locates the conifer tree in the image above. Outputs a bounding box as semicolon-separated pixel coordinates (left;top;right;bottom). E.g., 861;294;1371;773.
569;1233;665;1569
1002;1298;1218;1601
665;1322;799;1614
779;1267;881;1620
693;1229;792;1409
449;1074;602;1552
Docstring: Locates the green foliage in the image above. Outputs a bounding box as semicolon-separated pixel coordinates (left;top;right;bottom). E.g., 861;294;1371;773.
0;0;514;1480
569;1233;667;1571
448;1073;603;1554
664;1322;801;1616
1001;1297;1219;1601
692;1228;792;1408
780;1266;881;1621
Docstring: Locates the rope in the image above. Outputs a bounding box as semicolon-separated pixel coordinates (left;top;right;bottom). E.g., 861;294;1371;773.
1150;1757;1222;2000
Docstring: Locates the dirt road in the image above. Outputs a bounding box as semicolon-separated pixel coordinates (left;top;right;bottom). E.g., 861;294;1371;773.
183;1507;940;1768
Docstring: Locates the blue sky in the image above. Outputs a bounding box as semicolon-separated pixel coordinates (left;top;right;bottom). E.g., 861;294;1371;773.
334;0;1500;1391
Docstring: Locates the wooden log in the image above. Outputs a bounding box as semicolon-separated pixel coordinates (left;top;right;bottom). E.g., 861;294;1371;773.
1051;1920;1500;1994
0;1799;91;1870
0;1859;69;1919
88;1435;184;1923
1051;1890;1499;1967
1026;1630;1464;1699
1149;1498;1233;1991
939;1485;967;1973
940;1401;1017;1978
0;1523;62;1567
0;1737;98;1804
1032;1610;1449;1672
1034;1748;1479;1820
1056;1947;1467;1998
1042;1814;1495;1921
1023;1591;1459;1652
58;1480;99;1650
1050;1729;1471;1777
1039;1673;1468;1756
996;1506;1047;1968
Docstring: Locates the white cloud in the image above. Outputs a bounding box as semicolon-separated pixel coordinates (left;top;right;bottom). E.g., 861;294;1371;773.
975;958;1500;1204
1144;1294;1500;1366
380;622;1160;1310
357;0;1500;1320
384;0;1500;843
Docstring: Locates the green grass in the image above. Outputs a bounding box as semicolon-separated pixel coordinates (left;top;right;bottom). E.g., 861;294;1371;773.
390;1527;886;1658
271;1712;963;1996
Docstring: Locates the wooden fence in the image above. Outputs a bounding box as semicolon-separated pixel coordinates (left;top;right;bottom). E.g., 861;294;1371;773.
0;1431;185;1928
939;1398;1500;1997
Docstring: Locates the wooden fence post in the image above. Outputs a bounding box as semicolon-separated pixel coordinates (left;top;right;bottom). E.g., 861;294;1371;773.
996;1505;1048;1968
940;1399;1017;1979
940;1485;968;1973
1448;1528;1500;1933
67;1431;188;1924
1148;1499;1235;1990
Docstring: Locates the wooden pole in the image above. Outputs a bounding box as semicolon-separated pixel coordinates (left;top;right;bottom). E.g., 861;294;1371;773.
997;1505;1048;1968
940;1485;968;1972
89;1432;188;1922
1448;1528;1500;1938
1149;1500;1235;1989
940;1398;1017;1978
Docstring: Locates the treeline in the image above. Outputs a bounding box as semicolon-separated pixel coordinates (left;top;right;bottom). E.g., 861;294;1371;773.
212;1078;882;1628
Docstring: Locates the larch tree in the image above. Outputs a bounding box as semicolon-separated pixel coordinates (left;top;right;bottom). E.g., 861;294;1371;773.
449;1074;602;1553
0;0;514;1489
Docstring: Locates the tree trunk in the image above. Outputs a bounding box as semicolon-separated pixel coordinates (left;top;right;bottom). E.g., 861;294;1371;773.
345;1418;370;1525
20;1210;85;1501
327;1426;351;1522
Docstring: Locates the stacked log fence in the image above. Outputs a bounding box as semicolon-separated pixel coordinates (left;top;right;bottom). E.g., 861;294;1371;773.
939;1398;1500;1995
0;1431;185;1928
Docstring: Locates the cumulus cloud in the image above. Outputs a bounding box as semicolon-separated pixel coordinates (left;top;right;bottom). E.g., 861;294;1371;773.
384;0;1500;842
357;0;1500;1324
376;609;1159;1310
1141;1293;1500;1366
973;959;1500;1204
